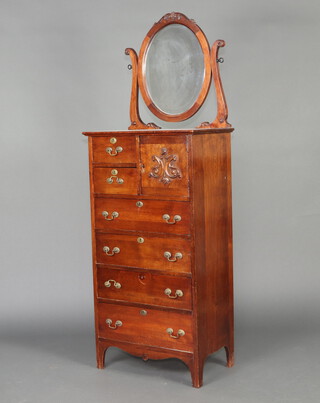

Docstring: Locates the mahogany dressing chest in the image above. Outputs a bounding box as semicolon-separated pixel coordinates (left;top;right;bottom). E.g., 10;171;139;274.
83;12;234;387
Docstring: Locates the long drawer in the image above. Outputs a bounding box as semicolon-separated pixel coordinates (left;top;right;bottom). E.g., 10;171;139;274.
94;198;191;235
95;233;191;274
97;267;192;310
97;302;193;351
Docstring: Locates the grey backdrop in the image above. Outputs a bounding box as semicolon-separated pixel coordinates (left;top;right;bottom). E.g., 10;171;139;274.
1;0;320;402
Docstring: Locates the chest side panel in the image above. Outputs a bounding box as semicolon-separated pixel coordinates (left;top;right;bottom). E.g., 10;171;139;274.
191;132;233;356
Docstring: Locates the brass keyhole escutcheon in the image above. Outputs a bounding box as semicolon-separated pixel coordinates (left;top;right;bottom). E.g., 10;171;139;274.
137;237;144;244
111;169;118;175
136;201;143;208
138;273;147;285
110;137;117;144
140;310;147;316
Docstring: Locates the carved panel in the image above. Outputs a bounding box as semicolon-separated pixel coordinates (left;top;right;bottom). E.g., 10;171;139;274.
140;136;189;198
149;148;182;185
161;12;182;22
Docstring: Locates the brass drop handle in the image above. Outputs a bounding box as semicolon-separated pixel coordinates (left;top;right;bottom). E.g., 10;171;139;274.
105;146;123;156
164;251;183;262
162;214;181;224
166;328;185;339
103;246;120;256
106;169;124;185
106;176;124;184
164;288;184;299
102;211;119;221
104;279;121;289
106;319;122;329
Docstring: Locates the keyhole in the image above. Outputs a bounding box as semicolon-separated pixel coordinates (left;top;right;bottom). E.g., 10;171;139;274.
138;274;147;284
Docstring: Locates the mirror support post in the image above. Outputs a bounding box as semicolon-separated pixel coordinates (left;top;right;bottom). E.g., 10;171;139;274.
198;40;232;129
125;48;160;130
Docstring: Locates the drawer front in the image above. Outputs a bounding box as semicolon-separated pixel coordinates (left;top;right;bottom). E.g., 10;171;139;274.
140;136;189;198
97;268;192;310
92;136;137;164
93;167;139;195
96;233;191;274
97;302;193;351
94;198;191;235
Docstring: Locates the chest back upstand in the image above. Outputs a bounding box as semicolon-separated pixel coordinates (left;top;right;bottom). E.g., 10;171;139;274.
83;12;234;388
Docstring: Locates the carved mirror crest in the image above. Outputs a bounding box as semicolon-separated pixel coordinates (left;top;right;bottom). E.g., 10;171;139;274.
125;12;231;130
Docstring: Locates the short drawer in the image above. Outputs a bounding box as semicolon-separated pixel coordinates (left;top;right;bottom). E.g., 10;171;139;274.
97;268;192;310
96;233;191;274
93;167;139;195
94;198;191;235
97;302;193;351
92;136;137;164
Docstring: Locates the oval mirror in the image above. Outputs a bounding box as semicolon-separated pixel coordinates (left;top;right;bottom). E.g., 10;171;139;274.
138;14;211;122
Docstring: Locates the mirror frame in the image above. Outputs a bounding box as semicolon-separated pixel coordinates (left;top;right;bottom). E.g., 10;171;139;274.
125;12;231;130
137;12;212;122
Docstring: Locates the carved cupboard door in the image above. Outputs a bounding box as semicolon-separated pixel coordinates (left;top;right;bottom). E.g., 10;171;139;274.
140;136;189;198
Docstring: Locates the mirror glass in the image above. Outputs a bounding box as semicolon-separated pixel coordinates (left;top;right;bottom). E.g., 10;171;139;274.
144;24;205;116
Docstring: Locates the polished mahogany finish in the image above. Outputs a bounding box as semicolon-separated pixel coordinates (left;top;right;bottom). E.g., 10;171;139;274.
137;12;211;122
95;232;191;274
190;131;234;386
92;136;138;164
84;127;234;387
97;267;192;310
97;302;193;351
198;40;231;129
94;197;191;235
93;167;139;195
84;9;234;389
125;12;230;129
125;48;160;130
140;135;189;198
